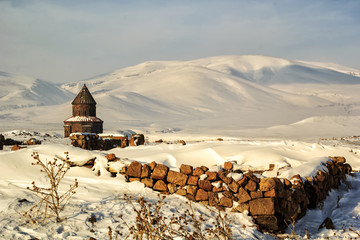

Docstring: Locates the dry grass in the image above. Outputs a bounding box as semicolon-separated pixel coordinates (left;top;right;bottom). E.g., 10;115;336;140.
23;152;78;223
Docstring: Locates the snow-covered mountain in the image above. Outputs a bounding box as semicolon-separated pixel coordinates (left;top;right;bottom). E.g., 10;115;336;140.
1;55;360;137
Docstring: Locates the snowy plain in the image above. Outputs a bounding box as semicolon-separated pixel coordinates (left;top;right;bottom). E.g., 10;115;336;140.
0;55;360;239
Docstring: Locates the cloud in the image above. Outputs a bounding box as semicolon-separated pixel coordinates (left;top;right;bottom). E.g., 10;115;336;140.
0;0;359;83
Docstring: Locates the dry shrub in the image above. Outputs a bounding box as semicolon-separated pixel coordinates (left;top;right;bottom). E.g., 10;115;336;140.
23;152;78;223
118;194;233;240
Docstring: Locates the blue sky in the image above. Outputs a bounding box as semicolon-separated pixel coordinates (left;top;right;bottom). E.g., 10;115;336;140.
1;0;359;83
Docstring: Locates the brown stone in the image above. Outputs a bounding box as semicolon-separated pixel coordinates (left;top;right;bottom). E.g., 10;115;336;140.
208;192;219;206
199;200;209;205
205;171;218;181
186;194;195;201
245;180;257;192
212;183;226;193
129;177;140;182
200;166;209;172
149;161;157;171
238;176;249;187
249;198;276;215
167;170;188;186
187;185;198;195
180;164;193;175
228;180;240;193
141;164;151;178
187;175;199;185
175;188;187;196
264;189;277;198
234;202;249;213
250;191;263;199
224;162;233;170
168;183;177;194
11;144;24;151
193;167;205;176
219;171;232;184
153;180;168;192
198;180;212;191
141;178;154;188
105;153;117;161
259;178;277;191
196;189;209;201
151;164;169;180
126;161;142;178
283;178;292;188
237;187;251;203
219;197;233;208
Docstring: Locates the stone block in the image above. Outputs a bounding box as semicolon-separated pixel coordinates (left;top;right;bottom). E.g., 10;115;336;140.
175;188;187;196
126;161;142;178
224;162;233;170
167;170;188;186
249;198;276;215
153;180;168;192
205;171;218;181
219;197;233;208
180;164;193;175
237;187;251;203
234;202;249;213
141;178;154;188
259;178;276;191
151;164;169;180
199;180;212;191
105;153;117;161
187;185;198;195
141;164;151;178
193;167;205;176
228;180;240;193
149;161;157;171
245;180;257;192
187;175;199;185
196;189;209;201
250;191;263;199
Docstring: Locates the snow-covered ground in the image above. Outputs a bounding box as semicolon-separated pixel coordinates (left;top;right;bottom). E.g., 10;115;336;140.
1;55;360;239
0;132;359;239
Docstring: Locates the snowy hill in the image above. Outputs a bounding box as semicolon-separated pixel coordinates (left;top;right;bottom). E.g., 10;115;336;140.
0;71;74;111
1;55;360;137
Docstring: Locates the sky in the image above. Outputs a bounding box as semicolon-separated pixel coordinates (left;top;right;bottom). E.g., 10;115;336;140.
0;0;359;83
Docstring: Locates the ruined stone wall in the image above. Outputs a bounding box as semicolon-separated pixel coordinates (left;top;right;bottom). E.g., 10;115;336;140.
117;156;352;232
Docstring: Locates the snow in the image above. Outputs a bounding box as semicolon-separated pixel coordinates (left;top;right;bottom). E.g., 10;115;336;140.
0;55;360;239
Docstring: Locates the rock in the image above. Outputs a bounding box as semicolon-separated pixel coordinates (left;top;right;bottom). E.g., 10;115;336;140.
196;189;209;201
167;170;188;186
219;197;233;208
168;183;177;194
105;153;117;161
233;203;249;213
149;161;157;171
187;175;199;185
249;198;276;215
129;177;140;182
151;164;169;180
186;194;196;201
175;188;187;196
11;144;25;151
126;161;142;178
198;180;212;191
250;191;263;199
208;192;219;206
237;187;251;203
219;171;232;184
205;171;218;181
153;180;168;192
245;180;257;192
141;164;151;178
264;189;277;198
329;156;346;164
238;176;249;187
193;167;205;176
180;164;193;175
141;178;154;188
259;178;276;191
318;217;335;230
187;185;198;195
224;162;233;170
228;180;240;193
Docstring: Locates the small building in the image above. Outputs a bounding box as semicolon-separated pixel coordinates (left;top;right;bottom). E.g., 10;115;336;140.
63;84;103;137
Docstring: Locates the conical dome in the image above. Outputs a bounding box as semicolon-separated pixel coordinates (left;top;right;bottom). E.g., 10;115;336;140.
71;84;96;105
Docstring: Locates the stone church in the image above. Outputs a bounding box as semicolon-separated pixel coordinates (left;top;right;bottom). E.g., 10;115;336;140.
63;84;103;137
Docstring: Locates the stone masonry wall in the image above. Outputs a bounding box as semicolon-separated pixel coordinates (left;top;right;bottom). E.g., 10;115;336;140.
113;156;352;232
